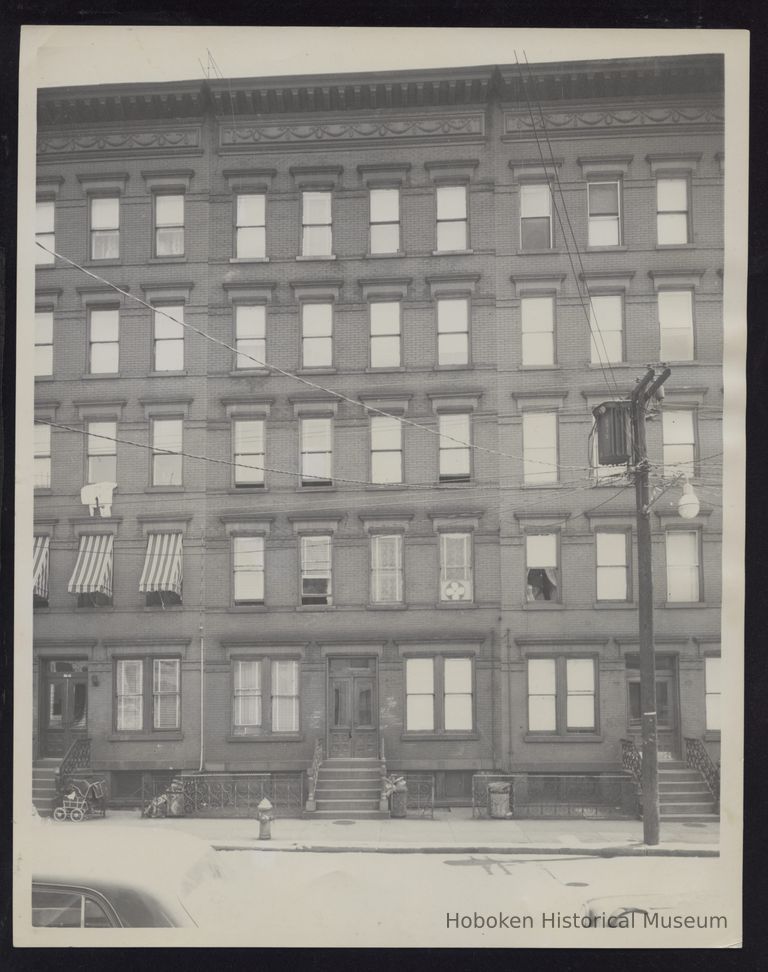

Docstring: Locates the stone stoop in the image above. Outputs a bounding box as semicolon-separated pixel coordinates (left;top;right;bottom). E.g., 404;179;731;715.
33;759;62;817
658;762;719;822
311;758;389;819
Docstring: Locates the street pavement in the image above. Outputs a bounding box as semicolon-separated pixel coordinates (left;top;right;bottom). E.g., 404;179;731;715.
79;806;719;856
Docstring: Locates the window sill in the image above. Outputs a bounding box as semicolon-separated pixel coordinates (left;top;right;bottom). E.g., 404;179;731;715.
586;245;628;252
296;604;336;612
229;257;269;263
517;249;557;256
35;263;56;270
229;486;267;493
366;602;406;610
296;254;336;261
74;605;115;613
655;243;694;250
149;370;188;377
84;259;122;268
148;256;187;264
521;482;563;489
433;364;473;371
663;601;707;609
524;734;603;743
523;601;564;610
34;488;53;495
145;486;185;493
230;603;268;612
365;366;406;373
438;478;472;487
229;369;269;376
296;367;337;375
107;733;183;742
227;733;304;743
79;372;121;380
401;733;479;741
431;249;474;256
365;252;405;259
142;605;185;612
519;364;561;371
296;485;336;492
365;484;406;491
34;374;55;381
592;601;636;609
435;602;477;609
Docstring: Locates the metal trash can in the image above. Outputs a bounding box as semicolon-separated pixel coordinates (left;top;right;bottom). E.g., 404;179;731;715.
488;782;511;819
166;782;185;817
390;780;408;818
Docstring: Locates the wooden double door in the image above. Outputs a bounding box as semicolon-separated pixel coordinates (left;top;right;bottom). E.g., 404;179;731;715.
41;660;88;758
328;657;378;758
626;657;681;759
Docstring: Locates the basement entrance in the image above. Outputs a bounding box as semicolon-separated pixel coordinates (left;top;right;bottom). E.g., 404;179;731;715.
328;657;378;758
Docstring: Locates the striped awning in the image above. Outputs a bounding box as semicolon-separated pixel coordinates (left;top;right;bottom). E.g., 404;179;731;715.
33;535;50;599
67;534;113;597
139;533;183;595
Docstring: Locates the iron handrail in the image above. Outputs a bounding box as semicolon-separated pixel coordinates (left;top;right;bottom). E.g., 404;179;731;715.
684;737;720;804
620;738;643;786
57;737;91;787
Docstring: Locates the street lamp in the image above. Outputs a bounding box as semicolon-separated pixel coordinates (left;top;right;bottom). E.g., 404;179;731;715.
678;477;701;519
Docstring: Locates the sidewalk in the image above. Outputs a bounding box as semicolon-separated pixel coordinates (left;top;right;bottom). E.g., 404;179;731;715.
89;808;719;857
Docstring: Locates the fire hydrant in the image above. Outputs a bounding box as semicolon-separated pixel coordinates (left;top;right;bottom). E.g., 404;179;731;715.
257;797;274;840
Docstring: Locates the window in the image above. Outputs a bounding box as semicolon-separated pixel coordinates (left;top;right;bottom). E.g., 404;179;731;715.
705;656;721;731
438;413;471;483
236;193;266;258
662;410;695;476
89;197;119;260
406;658;435;730
370;301;401;368
439;532;473;602
405;656;474;732
153;304;184;371
89;308;119;374
520;184;552;250
234;305;266;369
32;888;116;928
272;660;300;732
588;294;623;365
435;186;467;251
233;660;262;732
656;177;689;245
154;194;185;256
371;416;403;485
232;658;299;734
233;419;265;487
527;657;597;733
151;418;183;486
526;533;559;602
300;534;332;605
35;201;55;264
522;412;558;485
658;290;694;361
86;421;117;483
233;536;265;603
521;296;555;366
301;303;333;368
666;530;700;602
300;417;332;486
370;534;403;603
587;181;621;246
115;657;180;732
437;297;469;366
596;531;629;601
34;422;51;488
35;310;53;376
370;188;400;254
301;191;332;256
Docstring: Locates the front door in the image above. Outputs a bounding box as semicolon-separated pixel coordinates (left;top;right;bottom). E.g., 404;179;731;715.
328;657;378;758
41;661;88;758
626;658;680;760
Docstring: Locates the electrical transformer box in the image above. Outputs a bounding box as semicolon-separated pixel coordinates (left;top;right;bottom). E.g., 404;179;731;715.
592;401;630;466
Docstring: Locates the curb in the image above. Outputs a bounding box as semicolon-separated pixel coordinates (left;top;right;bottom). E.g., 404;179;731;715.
211;841;719;858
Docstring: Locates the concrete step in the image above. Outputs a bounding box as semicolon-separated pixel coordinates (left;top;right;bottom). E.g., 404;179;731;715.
659;790;713;804
658;771;703;782
316;798;382;808
34;758;62;766
660;813;720;823
311;810;390;819
659;780;711;792
322;759;383;768
317;774;381;784
659;802;717;814
316;784;381;793
658;761;687;770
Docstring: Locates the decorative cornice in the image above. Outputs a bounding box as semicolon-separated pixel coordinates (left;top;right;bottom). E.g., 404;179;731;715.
38;126;202;158
504;102;723;137
220;113;485;148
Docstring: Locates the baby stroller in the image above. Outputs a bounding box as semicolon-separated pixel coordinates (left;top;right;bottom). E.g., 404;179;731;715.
54;778;107;821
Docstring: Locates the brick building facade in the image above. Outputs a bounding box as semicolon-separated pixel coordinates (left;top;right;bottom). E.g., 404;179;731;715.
32;55;724;810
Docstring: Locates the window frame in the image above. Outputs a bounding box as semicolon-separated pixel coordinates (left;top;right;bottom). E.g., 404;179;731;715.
588;293;624;365
524;531;561;604
438;531;474;603
587;179;622;247
369;300;402;369
232;534;266;605
704;655;721;734
519;182;553;251
436;295;471;368
404;654;475;734
34;421;52;490
300;301;334;370
35;308;54;376
595;529;631;602
300;189;333;258
661;408;697;478
520;294;556;367
665;528;702;603
369;187;401;255
88;306;120;375
234;192;266;260
88;195;120;262
35;199;55;265
656;175;690;246
150;417;183;487
370;532;404;604
300;415;333;487
230;656;301;736
300;533;333;606
232;417;266;488
85;419;117;485
113;656;181;734
153;192;185;258
435;184;469;253
151;303;185;373
233;303;267;371
658;288;695;362
438;411;472;484
522;411;559;485
526;655;599;736
370;414;404;485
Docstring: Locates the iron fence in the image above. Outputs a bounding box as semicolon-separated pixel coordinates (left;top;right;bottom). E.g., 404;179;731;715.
141;773;305;818
403;775;435;818
472;773;636;819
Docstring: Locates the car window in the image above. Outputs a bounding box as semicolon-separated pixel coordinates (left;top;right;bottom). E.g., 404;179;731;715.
32;887;116;927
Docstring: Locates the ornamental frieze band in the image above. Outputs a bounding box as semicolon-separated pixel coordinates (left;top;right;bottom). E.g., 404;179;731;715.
37;127;201;156
220;114;485;146
504;104;724;135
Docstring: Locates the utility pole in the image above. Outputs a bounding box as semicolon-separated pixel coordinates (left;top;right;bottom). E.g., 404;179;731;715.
630;365;671;846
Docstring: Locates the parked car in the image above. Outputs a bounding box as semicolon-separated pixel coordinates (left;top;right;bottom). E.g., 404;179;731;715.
30;825;226;927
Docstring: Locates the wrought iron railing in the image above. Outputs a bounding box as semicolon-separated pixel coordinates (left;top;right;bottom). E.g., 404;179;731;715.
57;737;91;787
471;773;636;819
403;775;435;818
684;737;720;807
620;738;643;785
305;739;323;810
142;773;305;817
